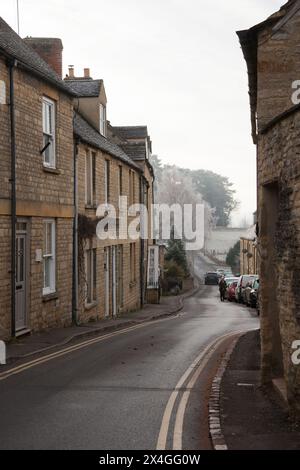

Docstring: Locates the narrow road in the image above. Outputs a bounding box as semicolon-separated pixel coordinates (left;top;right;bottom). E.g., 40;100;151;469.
0;258;259;450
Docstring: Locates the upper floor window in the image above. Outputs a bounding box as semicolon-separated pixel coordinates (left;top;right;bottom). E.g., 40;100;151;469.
42;97;56;168
99;103;106;137
105;160;110;205
119;166;123;197
145;138;151;159
129;170;135;205
0;80;6;105
85;150;96;206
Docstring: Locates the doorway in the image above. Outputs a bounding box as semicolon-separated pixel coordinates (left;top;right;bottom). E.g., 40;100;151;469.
15;221;28;331
104;247;110;318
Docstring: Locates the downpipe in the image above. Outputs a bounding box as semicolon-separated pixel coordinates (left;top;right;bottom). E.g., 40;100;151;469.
8;59;17;338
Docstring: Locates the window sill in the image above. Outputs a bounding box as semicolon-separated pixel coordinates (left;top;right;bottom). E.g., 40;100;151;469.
43;166;61;175
42;292;58;302
85;301;98;311
85;205;97;210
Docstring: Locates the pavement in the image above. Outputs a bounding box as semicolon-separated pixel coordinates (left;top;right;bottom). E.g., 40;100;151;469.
5;285;199;364
220;329;300;450
0;255;259;450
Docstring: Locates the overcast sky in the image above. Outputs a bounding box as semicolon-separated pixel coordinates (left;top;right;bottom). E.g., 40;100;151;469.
1;0;285;226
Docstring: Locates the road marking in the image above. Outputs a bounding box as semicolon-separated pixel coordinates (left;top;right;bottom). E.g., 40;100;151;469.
156;329;248;450
172;334;235;450
0;315;180;382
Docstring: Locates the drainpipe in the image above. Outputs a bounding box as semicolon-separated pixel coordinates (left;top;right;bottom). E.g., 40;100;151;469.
8;59;17;337
72;133;79;325
139;176;144;307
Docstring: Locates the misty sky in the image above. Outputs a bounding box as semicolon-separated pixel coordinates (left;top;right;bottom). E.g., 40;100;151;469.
1;0;285;226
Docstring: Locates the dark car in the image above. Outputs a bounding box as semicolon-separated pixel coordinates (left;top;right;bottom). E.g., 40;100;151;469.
204;272;219;285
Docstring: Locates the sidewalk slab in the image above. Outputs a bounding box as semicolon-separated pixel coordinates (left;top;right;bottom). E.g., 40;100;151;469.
220;330;300;450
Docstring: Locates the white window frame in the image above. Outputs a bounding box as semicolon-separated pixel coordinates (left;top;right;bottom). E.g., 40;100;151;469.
99;103;106;137
85;248;97;305
43;219;56;295
104;160;110;206
130;243;136;283
129;170;135;205
42;96;56;168
145;138;151;159
147;245;159;288
85;150;96;206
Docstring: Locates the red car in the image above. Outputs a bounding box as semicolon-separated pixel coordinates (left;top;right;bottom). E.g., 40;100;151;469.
227;281;238;302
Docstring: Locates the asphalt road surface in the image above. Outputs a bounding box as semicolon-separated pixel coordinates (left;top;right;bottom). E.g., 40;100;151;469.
0;257;259;450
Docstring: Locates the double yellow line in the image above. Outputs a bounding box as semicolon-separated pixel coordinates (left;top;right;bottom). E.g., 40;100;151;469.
156;329;249;450
0;316;179;382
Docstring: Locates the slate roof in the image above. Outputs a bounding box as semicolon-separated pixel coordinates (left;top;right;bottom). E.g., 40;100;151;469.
112;126;148;140
0;17;75;96
64;79;103;97
74;113;141;171
119;143;146;161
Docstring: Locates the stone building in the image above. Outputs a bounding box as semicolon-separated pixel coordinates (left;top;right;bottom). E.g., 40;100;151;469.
64;69;146;320
107;125;159;303
240;226;258;275
0;18;75;339
238;0;300;416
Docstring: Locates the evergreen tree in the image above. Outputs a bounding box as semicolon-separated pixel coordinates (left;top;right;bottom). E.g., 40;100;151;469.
165;229;189;276
226;241;240;273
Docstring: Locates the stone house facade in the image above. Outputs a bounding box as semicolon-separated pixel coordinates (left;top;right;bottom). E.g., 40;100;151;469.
64;70;145;320
107;125;158;303
0;18;75;340
238;0;300;417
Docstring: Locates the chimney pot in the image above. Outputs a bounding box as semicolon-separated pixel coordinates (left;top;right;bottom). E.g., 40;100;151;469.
84;68;90;78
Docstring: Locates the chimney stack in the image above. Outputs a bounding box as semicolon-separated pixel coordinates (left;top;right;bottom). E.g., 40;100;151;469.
68;65;75;78
84;68;90;78
24;37;63;78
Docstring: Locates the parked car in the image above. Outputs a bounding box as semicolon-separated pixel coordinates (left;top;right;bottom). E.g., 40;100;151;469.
225;276;238;285
256;285;260;316
205;272;219;285
224;277;238;298
250;278;260;308
235;275;258;303
244;276;259;306
227;280;238;302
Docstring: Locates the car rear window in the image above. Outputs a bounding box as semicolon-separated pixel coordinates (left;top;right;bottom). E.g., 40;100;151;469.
242;276;256;287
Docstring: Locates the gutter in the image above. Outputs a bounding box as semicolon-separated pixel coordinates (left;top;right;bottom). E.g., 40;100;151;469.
8;59;17;337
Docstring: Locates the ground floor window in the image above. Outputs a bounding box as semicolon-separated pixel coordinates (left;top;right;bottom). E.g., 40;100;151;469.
43;219;56;295
130;243;136;283
85;248;97;305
